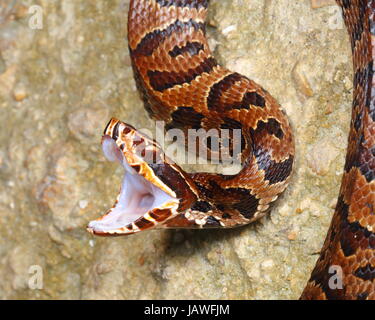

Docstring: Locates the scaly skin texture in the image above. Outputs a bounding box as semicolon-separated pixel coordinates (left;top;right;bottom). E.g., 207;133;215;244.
92;0;375;299
301;0;375;300
127;0;294;230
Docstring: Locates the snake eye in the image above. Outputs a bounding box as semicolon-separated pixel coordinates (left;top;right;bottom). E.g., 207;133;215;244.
87;134;179;236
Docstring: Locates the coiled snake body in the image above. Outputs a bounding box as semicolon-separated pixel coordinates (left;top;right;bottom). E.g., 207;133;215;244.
87;0;375;299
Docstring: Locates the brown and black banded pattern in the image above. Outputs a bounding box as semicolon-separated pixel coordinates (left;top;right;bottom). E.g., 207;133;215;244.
301;0;375;300
89;0;375;300
127;0;375;299
128;0;294;231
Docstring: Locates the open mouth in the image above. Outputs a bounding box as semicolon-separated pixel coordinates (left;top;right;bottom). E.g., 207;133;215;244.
87;135;179;236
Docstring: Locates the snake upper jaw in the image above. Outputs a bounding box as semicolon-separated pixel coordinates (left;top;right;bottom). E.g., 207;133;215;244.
87;132;180;236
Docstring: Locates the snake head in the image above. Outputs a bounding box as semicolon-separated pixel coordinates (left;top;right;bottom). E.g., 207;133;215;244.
87;118;196;236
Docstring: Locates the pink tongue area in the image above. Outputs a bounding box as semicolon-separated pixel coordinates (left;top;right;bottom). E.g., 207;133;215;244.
87;135;176;233
88;172;154;231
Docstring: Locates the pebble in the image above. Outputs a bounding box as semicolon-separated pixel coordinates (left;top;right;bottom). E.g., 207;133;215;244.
13;86;27;102
292;61;314;97
222;25;237;35
278;203;291;217
287;231;298;241
261;259;274;270
67;105;109;142
306;139;339;176
79;200;88;209
48;225;64;244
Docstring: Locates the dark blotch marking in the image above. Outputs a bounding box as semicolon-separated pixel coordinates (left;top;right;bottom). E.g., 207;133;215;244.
347;131;375;183
354;264;375;281
191;200;213;213
336;196;375;257
337;196;356;257
220;117;242;130
239;91;266;109
341;0;365;48
103;120;112;135
230;189;259;219
224;91;266;111
141;148;146;158
355;61;374;123
253;148;293;185
354;112;362;131
344;133;363;173
207;73;243;110
131;164;141;173
148;57;217;91
133;137;145;147
340;0;350;9
217;173;235;181
222;213;231;219
207;73;266;111
215;182;259;219
131;19;205;58
195;182;215;200
357;292;369;300
216;204;225;211
149;209;172;222
166;107;204;131
112;122;120;140
195;180;259;220
255;118;284;139
359;146;375;183
156;0;209;9
169;41;204;58
135;217;154;230
205;215;221;227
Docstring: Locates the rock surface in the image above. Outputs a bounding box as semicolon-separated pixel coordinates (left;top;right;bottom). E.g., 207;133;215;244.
0;0;352;299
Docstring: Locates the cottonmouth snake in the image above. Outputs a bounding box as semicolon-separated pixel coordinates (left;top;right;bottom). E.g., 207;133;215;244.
87;0;375;299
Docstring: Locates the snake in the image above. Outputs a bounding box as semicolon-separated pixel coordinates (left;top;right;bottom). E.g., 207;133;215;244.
86;0;375;299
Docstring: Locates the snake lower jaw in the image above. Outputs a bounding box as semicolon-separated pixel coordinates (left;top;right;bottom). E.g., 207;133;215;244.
87;135;180;236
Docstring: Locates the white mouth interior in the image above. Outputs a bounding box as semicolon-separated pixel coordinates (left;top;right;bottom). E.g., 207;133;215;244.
88;136;176;232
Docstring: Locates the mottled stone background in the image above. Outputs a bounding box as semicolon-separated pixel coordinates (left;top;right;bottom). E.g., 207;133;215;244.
0;0;352;299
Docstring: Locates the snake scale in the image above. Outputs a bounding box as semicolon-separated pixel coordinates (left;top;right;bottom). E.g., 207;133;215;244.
87;0;375;299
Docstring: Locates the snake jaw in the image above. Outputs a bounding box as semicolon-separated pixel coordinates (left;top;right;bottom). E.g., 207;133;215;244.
87;118;180;236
